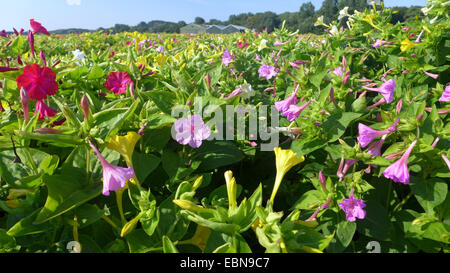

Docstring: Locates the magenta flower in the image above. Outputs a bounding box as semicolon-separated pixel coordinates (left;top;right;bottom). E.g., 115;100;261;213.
338;159;355;182
362;79;396;104
438;85;450;102
174;115;211;148
0;66;19;73
88;141;135;196
222;49;234;66
357;118;399;148
339;189;366;222
30;19;50;36
34;100;58;120
383;139;418;184
258;64;278;80
366;135;386;158
28;30;35;57
104;72;134;95
225;88;243;98
281;100;312;122
0;30;6;37
275;88;298;113
423;70;439;80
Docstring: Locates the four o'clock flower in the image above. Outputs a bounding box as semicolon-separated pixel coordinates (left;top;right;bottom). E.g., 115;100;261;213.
20;88;30;123
339;188;366;222
371;39;386;49
222;49;234;66
88;140;135;196
258;64;278;80
104;72;134;95
16;64;58;100
331;67;344;77
275;86;298;113
281;100;312;122
274;40;288;46
173;114;211;148
34;100;58;120
439;85;450;102
362;79;396;104
80;94;90;120
28;30;35;57
383;139;418;184
30;19;50;35
357;118;399;148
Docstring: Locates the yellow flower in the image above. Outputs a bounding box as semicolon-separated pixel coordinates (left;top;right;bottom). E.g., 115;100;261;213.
106;131;141;167
179;225;211;252
155;53;168;67
224;171;237;209
400;39;419;52
270;147;305;203
362;14;381;30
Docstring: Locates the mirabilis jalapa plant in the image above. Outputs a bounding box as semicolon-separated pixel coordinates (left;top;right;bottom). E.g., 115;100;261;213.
0;1;448;253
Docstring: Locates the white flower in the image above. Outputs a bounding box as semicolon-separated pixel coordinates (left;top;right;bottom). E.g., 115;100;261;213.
421;6;433;15
258;39;268;51
314;16;325;27
238;82;255;99
72;49;85;62
338;7;349;20
443;1;450;7
330;25;339;36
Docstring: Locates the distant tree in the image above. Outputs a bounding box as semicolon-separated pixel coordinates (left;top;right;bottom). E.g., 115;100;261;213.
299;2;315;18
318;0;339;23
136;21;148;32
177;21;187;27
209;19;224;25
247;12;280;32
195;17;205;24
113;24;131;33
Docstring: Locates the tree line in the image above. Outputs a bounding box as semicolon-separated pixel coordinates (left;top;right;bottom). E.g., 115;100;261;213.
53;0;424;34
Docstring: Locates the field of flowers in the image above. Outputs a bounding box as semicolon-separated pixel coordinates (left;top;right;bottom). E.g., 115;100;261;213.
0;1;449;253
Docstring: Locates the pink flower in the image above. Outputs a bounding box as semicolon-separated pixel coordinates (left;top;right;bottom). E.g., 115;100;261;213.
16;64;58;100
442;154;450;171
332;67;344;77
81;94;90;120
357;118;399;148
34;100;58;120
423;70;439;80
275;87;298;113
225;88;243;98
30;19;50;35
173;115;211;148
222;49;234;66
258;64;278;80
371;39;385;48
274;40;288;46
362;79;396;104
20;88;29;123
439;85;450;102
366;135;386;158
28;30;35;56
383;139;418;184
339;189;366;222
281;100;312;122
104;72;134;95
88;141;135;196
0;30;6;37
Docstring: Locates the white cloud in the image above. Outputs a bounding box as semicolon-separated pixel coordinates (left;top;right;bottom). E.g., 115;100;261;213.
66;0;81;6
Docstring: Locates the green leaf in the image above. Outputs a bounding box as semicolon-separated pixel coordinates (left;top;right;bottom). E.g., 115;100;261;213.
125;229;160;253
146;91;177;115
292;190;325;210
193;141;245;171
76;204;105;229
39;155;60;175
336;220;356;248
7;209;54;237
322;112;361;143
357;199;394;241
132;152;160;183
34;174;102;224
87;65;105;80
422;222;450;244
0;229;18;253
291;137;327;157
410;177;448;215
162;235;179;253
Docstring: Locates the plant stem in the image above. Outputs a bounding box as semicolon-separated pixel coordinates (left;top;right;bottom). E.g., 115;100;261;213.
115;189;127;225
386;181;392;209
393;192;413;213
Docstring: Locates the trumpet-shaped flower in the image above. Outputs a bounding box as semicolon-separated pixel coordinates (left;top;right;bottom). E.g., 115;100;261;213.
89;141;135;196
258;39;268;51
222;49;234;66
106;131;142;167
271;147;305;203
275;87;298;113
0;66;19;73
104;72;134;95
224;170;237;208
274;40;288;46
16;64;58;100
258;64;278;80
439;85;450;102
400;39;418;52
339;189;366;222
34;100;57;120
357;118;399;148
20;88;29;123
72;49;86;62
362;79;396;104
173;114;211;148
281;100;312;122
30;19;50;35
338;7;350;20
383;140;418;184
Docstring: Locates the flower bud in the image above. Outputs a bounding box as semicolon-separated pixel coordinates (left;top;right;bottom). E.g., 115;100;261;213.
20;87;29;123
120;212;143;237
172;199;215;214
80;94;90;120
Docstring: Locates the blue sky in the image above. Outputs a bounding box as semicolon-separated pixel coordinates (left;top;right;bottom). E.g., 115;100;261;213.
0;0;427;31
